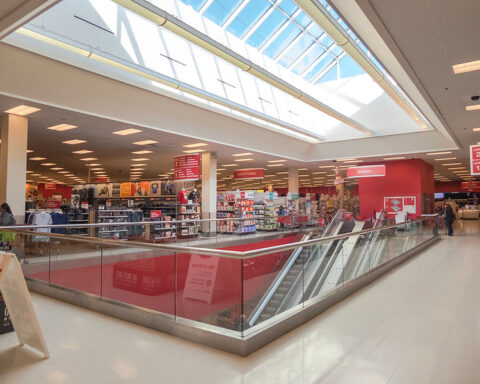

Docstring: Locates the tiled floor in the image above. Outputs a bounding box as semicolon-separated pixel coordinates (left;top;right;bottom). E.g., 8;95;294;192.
1;220;479;383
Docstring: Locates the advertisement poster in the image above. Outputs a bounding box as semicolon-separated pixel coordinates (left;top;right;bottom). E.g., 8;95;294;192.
150;180;162;196
163;180;175;195
132;181;150;197
182;254;220;304
120;182;133;197
95;183;111;198
174;154;201;181
384;196;416;214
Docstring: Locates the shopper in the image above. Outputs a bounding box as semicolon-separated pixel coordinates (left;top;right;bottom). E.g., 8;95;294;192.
0;203;16;245
443;203;455;236
433;204;444;236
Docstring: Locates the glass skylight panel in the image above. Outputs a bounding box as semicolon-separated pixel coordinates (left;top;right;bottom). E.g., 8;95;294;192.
263;23;301;59
278;34;314;67
304;54;335;81
278;0;298;16
226;0;271;38
291;44;326;75
203;0;244;25
246;8;288;48
179;0;208;11
294;11;311;28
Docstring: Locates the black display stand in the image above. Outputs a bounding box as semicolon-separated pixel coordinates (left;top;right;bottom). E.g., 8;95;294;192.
0;292;14;335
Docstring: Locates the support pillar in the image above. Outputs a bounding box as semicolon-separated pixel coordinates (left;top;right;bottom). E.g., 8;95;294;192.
0;114;28;222
201;152;217;235
288;168;299;195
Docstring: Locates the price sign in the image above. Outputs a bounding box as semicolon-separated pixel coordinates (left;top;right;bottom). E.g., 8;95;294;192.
470;145;480;175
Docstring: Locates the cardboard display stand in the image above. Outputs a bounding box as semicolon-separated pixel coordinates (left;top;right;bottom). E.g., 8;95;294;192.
0;253;49;358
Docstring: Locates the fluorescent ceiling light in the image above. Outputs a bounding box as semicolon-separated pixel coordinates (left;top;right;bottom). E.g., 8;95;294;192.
452;60;480;74
26;150;34;153
216;168;226;171
441;163;462;166
26;170;33;174
268;160;286;163
132;150;153;154
113;128;142;135
312;171;327;174
29;157;46;161
80;157;98;161
343;160;363;164
50;167;63;170
63;139;86;145
32;173;41;176
384;156;406;160
267;164;283;167
58;171;69;174
466;105;480;111
73;150;93;154
222;164;237;167
131;158;150;161
41;163;55;166
473;128;480;132
234;158;254;162
131;164;146;167
318;165;335;168
85;163;100;166
39;176;48;179
183;149;206;154
4;105;41;116
183;143;208;148
448;167;466;170
91;168;104;171
133;140;157;145
427;151;451;156
233;153;253;157
434;157;456;161
47;124;77;131
298;168;308;171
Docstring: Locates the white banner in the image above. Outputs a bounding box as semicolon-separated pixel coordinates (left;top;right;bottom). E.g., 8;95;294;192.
182;254;220;304
0;253;49;358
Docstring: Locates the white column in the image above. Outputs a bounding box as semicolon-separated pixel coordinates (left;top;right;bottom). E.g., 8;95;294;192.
288;167;299;195
201;151;217;234
0;114;28;222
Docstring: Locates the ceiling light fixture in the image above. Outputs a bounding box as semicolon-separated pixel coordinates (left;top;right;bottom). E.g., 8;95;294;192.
267;160;286;163
434;157;456;161
113;128;142;135
132;150;153;154
232;153;253;157
47;124;78;131
80;157;98;161
318;165;335;168
221;164;237;167
452;60;480;74
50;167;63;170
441;163;462;166
4;105;41;116
29;157;46;161
427;151;451;156
466;105;480;111
384;156;406;160
131;158;150;161
63;139;86;145
183;143;208;148
133;140;157;145
183;149;206;154
26;150;34;153
267;164;283;167
73;150;93;154
41;163;55;166
234;158;254;162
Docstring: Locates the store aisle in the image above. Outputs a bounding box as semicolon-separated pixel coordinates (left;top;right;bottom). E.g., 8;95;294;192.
0;221;479;384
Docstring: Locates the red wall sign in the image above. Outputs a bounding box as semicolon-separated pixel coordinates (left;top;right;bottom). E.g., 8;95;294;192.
347;165;386;178
174;154;201;181
91;177;108;183
44;183;57;190
461;181;480;191
234;168;265;180
470;145;480;175
46;200;61;209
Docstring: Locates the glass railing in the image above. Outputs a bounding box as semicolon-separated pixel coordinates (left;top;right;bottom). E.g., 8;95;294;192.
2;216;436;338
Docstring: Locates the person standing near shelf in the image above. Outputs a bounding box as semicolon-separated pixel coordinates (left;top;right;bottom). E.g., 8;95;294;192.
0;203;16;245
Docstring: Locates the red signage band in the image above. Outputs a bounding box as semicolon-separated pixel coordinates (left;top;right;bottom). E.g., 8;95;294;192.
346;165;386;178
470;145;480;175
174;154;201;169
461;181;480;189
234;168;265;180
44;183;57;190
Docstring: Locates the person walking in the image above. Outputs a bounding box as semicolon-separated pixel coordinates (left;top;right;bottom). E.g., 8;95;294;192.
443;203;455;236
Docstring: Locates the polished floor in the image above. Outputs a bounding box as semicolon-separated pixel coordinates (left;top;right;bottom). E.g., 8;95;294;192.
1;220;479;383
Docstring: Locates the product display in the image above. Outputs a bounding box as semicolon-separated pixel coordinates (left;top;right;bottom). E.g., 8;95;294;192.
217;192;256;234
177;203;201;237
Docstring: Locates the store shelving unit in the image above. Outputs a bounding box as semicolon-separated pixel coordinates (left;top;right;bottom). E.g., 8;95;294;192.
217;195;236;233
96;208;130;239
148;214;176;241
234;198;256;234
262;200;278;231
176;203;200;238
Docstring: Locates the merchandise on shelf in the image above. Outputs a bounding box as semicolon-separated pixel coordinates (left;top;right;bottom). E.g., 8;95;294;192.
176;203;201;237
217;192;256;234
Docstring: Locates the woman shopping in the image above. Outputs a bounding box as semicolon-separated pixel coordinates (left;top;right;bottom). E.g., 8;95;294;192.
0;203;16;246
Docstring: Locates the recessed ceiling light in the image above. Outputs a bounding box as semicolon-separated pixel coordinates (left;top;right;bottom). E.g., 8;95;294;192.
133;140;157;145
80;157;98;161
32;173;41;176
29;157;46;161
427;151;451;156
183;149;206;154
26;149;34;153
91;168;104;171
319;165;335;168
130;164;146;167
4;105;41;116
113;128;142;135
452;60;480;74
183;143;208;148
466;105;480;111
26;170;33;173
384;156;406;160
441;163;462;166
39;176;49;179
132;150;153;154
47;124;78;131
63;139;86;145
232;152;253;157
85;163;101;167
267;160;286;163
448;167;466;170
131;158;150;161
276;172;289;174
434;157;456;161
267;164;283;167
312;171;327;174
50;167;63;170
472;128;480;132
41;163;55;166
343;160;363;164
58;171;69;174
73;150;93;154
234;158;254;162
222;164;237;167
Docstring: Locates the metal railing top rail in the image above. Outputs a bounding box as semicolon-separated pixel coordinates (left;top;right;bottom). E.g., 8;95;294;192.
3;218;429;259
12;214;321;230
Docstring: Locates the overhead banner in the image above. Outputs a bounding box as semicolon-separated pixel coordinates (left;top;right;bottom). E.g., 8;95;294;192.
470;145;480;175
461;181;480;192
234;168;264;179
174;154;201;181
347;165;386;178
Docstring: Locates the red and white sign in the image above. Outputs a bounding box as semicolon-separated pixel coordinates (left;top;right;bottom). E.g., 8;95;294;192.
470;145;480;175
44;183;56;190
46;200;61;209
461;181;480;192
174;154;201;181
347;165;386;178
150;210;162;219
182;254;220;304
234;168;264;180
384;196;416;214
91;177;108;183
317;218;325;226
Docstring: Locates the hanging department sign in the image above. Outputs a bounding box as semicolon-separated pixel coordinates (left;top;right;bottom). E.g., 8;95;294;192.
470;145;480;175
347;165;386;178
174;154;201;181
234;168;264;180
